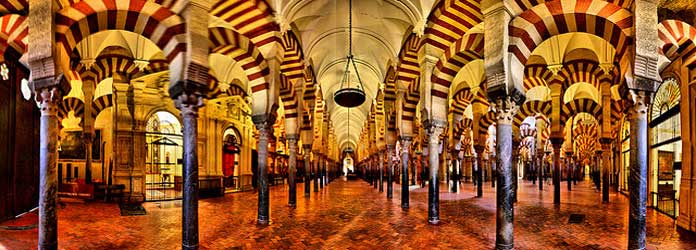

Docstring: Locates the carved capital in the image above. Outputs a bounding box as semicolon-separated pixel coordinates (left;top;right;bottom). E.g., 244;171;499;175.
35;86;61;116
493;96;519;125
628;89;651;120
175;92;204;117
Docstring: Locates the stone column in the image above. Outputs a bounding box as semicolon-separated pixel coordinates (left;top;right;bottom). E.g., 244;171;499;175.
83;133;94;183
379;151;384;192
319;154;325;189
600;138;611;203
373;156;378;189
176;93;203;250
550;139;563;205
538;152;544;190
37;86;61;250
493;97;519;250
303;145;311;197
628;90;650;249
287;135;298;207
314;151;320;192
474;145;484;197
428;121;445;224
511;140;519;202
254;117;273;224
566;152;573;191
387;145;395;199
400;137;412;208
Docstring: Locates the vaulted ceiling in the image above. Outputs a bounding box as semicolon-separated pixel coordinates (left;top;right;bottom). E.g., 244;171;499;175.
271;0;436;149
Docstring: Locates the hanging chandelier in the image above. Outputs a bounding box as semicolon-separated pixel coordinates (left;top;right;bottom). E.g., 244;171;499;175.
333;0;366;108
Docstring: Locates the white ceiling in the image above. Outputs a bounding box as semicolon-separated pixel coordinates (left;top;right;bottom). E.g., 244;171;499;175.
273;0;433;150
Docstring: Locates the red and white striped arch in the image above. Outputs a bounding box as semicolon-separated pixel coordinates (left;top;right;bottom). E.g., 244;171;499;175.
280;31;305;81
558;60;605;90
560;98;602;125
56;0;184;12
507;0;633;17
58;97;85;122
431;32;484;98
514;100;551;127
658;20;696;62
210;0;279;54
0;14;26;63
207;75;248;99
508;0;633;66
75;55;140;85
522;65;551;91
396;34;421;84
0;0;26;15
424;0;482;53
91;94;113;119
209;27;269;96
55;0;185;81
450;87;474;118
478;111;496;136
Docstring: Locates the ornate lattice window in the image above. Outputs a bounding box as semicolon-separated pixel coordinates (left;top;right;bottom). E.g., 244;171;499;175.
651;78;680;121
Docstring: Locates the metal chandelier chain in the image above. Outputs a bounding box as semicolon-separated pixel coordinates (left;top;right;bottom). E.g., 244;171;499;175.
339;0;363;92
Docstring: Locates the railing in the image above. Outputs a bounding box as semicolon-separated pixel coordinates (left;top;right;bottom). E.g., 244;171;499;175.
652;191;679;219
145;181;182;201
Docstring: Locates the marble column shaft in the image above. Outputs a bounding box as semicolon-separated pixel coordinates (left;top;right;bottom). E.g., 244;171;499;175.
494;98;518;250
255;121;272;224
551;140;562;205
287;136;298;207
178;93;203;250
628;91;649;249
303;145;311;197
600;140;611;203
538;153;544;190
38;87;61;250
474;145;484;197
400;137;412;208
387;146;395;199
314;153;320;192
379;151;384;192
428;123;445;224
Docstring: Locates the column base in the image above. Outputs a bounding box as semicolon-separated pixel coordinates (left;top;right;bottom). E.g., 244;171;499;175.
257;217;270;225
428;218;439;225
401;204;409;209
495;243;513;250
182;244;199;250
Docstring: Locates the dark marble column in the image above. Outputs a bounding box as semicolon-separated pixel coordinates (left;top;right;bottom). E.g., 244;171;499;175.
303;145;311;197
287;135;298;207
428;122;445;224
319;154;324;189
373;157;378;189
314;152;320;192
37;87;61;250
600;139;611;203
400;137;412;208
550;139;562;205
493;98;518;250
538;152;544;190
628;90;650;249
387;146;395;199
474;145;484;198
254;117;273;225
511;140;519;202
83;133;93;184
379;151;384;192
566;152;572;191
177;93;203;249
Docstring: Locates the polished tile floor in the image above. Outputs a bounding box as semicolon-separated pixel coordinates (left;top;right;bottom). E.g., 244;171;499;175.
1;177;695;249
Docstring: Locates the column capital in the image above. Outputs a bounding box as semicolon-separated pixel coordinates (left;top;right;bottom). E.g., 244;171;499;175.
175;92;204;117
252;114;276;128
493;96;520;125
36;86;62;116
628;89;651;120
